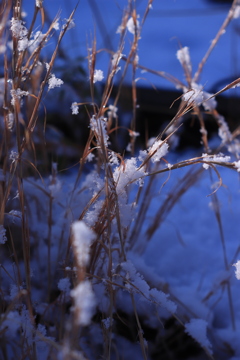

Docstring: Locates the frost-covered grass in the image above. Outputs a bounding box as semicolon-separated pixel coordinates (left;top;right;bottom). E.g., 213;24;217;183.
0;1;240;359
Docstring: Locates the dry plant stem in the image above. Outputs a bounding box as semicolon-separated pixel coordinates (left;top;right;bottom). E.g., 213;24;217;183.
88;35;97;107
0;0;12;40
130;58;138;154
131;293;148;360
104;3;147;126
145;166;203;242
17;176;31;293
156;100;192;143
104;166;115;360
13;8;43;87
194;106;209;151
129;174;155;249
0;59;10;225
193;0;239;83
8;230;22;285
141;0;154;26
22;7;78;152
209;171;236;331
47;194;53;301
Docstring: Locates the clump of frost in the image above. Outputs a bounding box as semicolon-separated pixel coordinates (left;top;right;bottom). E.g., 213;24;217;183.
71;102;79;115
18;37;29;51
86;152;95;162
176;47;217;110
232;5;240;19
9;284;23;300
109;151;119;165
71;221;96;268
0;311;22;338
48;74;64;90
108;104;118;118
122;260;150;295
10;18;30;51
228;139;240;155
6;113;14;131
233;260;240;280
70;280;96;326
84;200;104;227
28;31;46;52
10;88;29;106
121;260;177;314
130;130;140;139
126;16;140;35
102;317;112;329
217;115;232;143
183;83;217;111
148;139;169;163
149;288;177;314
90;115;109;147
233;160;240;172
9;150;18;163
138;149;148;162
111;52;123;72
10;18;28;39
62;18;75;31
93;69;104;83
185;319;212;355
113;157;146;195
202;153;231;170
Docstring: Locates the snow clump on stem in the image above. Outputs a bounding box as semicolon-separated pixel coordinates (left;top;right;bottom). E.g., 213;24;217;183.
71;221;96;268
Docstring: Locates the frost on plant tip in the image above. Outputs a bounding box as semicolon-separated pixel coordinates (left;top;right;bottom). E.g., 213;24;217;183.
93;69;104;83
233;260;240;280
36;0;43;8
185;319;212;355
176;46;192;74
71;221;96;268
70;280;96;326
71;102;79;115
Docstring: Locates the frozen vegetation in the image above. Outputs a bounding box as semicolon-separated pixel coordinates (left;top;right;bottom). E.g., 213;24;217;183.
0;1;240;359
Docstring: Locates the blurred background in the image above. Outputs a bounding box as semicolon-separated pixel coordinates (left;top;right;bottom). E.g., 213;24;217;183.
21;0;240;157
24;0;240;92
